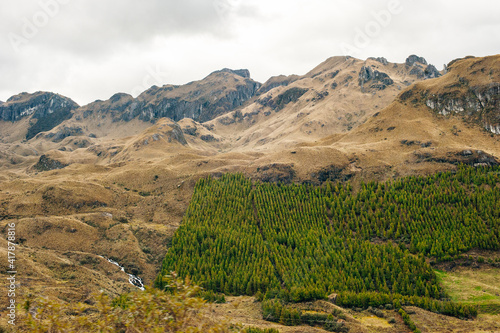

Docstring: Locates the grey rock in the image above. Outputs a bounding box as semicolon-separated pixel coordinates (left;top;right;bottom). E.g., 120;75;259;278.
200;134;219;142
359;66;374;83
119;69;261;123
410;67;425;79
166;123;187;145
368;57;389;65
257;74;300;95
359;66;394;90
406;55;428;66
33;155;68;171
426;83;500;134
213;68;251;78
0;92;78;122
182;126;198;136
424;65;441;79
257;87;308;111
0;92;79;140
443;64;448;74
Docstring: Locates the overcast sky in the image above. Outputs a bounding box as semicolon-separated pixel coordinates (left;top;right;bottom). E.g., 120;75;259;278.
1;0;499;106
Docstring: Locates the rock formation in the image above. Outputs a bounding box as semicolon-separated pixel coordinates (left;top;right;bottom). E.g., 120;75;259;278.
358;66;394;90
0;92;79;140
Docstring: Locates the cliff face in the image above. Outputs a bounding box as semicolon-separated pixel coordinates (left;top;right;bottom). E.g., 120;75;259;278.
128;69;261;123
0;92;79;122
78;68;261;124
358;65;394;91
425;83;500;134
419;56;500;134
0;92;79;140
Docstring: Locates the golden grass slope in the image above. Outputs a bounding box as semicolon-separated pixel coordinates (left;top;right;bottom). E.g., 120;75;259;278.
209;56;427;152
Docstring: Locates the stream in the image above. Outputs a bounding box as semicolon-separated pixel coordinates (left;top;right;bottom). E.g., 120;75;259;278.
99;256;145;291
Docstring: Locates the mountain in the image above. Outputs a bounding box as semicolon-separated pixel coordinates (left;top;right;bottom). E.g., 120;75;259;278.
418;55;499;134
0;54;499;332
207;55;440;151
73;68;260;126
0;91;79;142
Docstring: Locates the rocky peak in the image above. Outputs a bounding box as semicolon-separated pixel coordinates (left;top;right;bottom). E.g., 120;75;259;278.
358;66;394;91
120;69;261;123
406;55;428;67
211;68;251;79
257;74;301;95
110;93;133;103
424;64;441;79
368;57;389;65
0;91;79;122
408;64;442;80
0;92;79;140
417;55;500;135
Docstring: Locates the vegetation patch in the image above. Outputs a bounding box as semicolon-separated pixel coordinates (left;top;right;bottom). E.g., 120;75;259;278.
156;166;500;326
435;267;500;314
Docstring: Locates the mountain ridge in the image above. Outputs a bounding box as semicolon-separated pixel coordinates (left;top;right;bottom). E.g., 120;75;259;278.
0;55;498;327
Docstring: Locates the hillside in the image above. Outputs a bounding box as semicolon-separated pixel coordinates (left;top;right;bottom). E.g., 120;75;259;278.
208;55;436;151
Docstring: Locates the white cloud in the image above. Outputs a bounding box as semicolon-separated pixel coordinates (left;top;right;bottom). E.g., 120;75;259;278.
0;0;499;105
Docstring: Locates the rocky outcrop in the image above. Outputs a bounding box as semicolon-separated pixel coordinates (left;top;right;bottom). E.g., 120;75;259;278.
406;55;428;66
118;69;261;123
425;83;500;134
0;92;79;140
424;65;441;79
212;68;251;79
75;69;260;125
200;134;219;142
257;87;308;111
0;92;78;122
410;65;442;80
254;164;295;184
79;93;134;120
44;126;85;142
368;57;389;65
415;150;499;167
136;123;188;148
311;164;355;183
358;66;394;91
405;55;441;80
257;74;301;95
182;126;198;136
33;155;69;171
165;123;187;145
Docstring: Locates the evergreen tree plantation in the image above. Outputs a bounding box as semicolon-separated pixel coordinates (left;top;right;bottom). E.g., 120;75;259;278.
156;166;500;320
